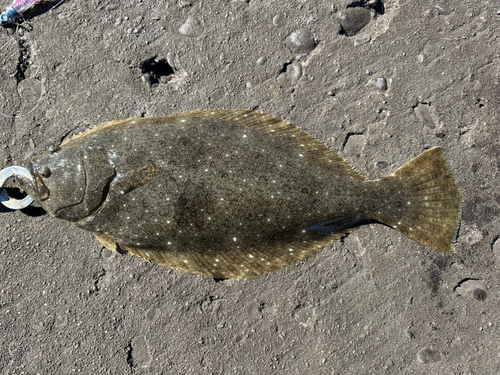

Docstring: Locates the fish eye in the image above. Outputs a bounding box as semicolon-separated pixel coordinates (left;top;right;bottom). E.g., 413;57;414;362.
40;165;51;178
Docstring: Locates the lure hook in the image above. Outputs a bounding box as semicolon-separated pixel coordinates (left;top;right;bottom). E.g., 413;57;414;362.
0;165;34;209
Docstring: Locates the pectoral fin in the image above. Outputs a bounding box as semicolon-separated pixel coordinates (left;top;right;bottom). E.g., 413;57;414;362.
94;232;117;251
112;164;157;194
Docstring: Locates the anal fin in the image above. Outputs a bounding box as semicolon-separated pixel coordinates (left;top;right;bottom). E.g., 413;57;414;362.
117;229;353;279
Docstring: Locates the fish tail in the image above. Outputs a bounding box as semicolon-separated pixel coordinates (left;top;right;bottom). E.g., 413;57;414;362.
375;147;462;253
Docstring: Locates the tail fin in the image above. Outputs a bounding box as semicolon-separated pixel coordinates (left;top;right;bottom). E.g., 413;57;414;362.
377;147;462;253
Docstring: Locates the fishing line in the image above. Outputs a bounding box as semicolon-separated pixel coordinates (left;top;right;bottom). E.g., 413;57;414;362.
0;20;45;118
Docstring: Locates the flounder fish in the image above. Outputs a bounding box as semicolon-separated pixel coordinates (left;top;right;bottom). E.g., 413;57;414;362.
21;110;462;279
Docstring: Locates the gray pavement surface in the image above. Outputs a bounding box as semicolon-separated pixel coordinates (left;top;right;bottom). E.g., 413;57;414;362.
0;0;498;374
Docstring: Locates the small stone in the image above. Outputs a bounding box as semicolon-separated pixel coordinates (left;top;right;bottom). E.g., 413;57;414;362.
277;62;302;88
493;237;500;260
209;87;226;102
367;77;387;91
473;288;487;301
178;0;192;7
146;307;161;321
256;56;267;65
354;34;371;45
106;4;119;11
366;0;382;9
166;52;176;70
141;74;151;85
273;14;285;27
417;347;441;364
414;104;436;129
179;16;203;37
286;29;316;54
343;134;367;158
130;336;152;368
338;7;371;36
460;223;483;245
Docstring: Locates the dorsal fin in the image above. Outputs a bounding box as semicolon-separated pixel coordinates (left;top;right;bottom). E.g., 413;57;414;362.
61;110;364;181
169;110;365;181
60;117;143;147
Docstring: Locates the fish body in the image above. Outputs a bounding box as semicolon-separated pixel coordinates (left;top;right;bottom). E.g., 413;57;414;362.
23;110;462;279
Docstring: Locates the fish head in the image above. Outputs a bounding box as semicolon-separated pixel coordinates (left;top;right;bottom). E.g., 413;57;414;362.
28;146;115;221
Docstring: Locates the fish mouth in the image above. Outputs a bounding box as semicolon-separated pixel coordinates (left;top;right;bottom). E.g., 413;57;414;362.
29;162;50;201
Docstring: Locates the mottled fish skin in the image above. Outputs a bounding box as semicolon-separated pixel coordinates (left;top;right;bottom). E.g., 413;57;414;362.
24;110;462;279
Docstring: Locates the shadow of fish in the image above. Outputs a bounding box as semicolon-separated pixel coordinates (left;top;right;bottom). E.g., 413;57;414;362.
21;110;462;279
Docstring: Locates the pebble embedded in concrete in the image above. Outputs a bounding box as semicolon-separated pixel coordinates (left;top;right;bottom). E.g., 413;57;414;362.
273;14;285;27
178;0;192;8
343;134;367;158
146;307;161;322
277;61;302;88
414;103;435;129
455;279;488;300
367;77;387;91
106;4;119;11
179;16;203;37
417;347;441;364
209;87;226;102
286;29;316;54
129;336;152;368
256;56;267;65
338;7;371;36
166;52;177;70
493;237;500;260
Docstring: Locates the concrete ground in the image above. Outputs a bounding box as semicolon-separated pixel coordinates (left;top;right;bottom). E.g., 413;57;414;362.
0;0;498;373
